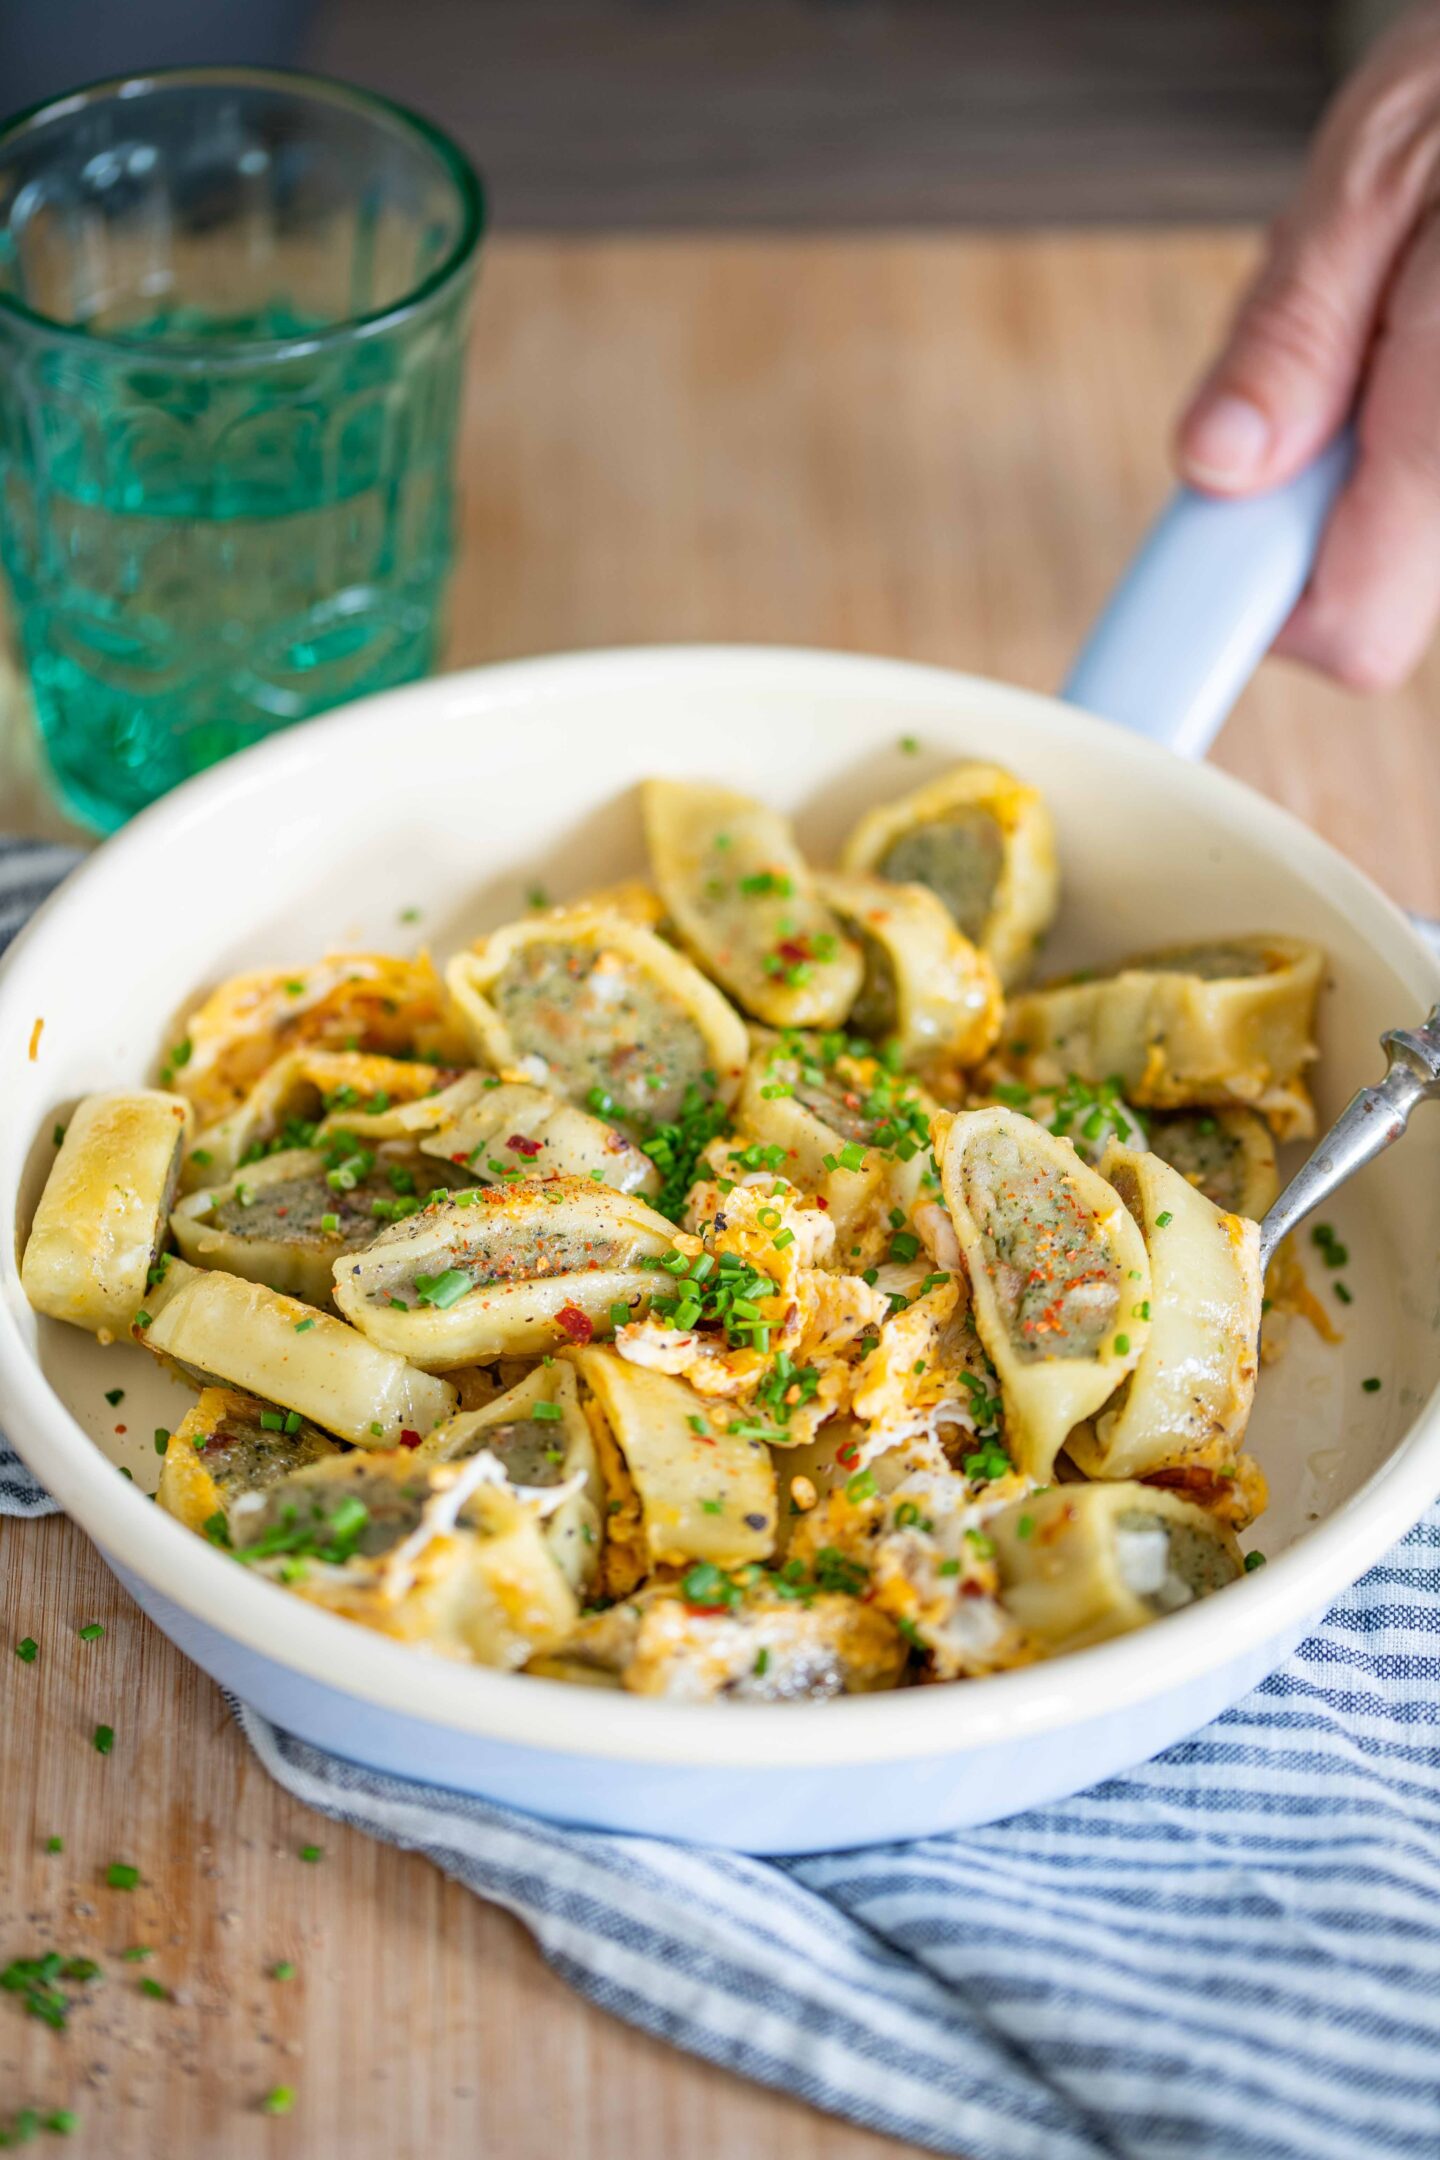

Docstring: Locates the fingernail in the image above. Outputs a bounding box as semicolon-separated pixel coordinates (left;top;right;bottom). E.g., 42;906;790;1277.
1181;392;1271;483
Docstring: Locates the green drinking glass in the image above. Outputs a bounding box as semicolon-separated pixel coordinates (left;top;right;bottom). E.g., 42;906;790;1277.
0;67;483;831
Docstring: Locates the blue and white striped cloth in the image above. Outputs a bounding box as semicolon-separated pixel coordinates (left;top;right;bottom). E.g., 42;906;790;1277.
3;842;1438;2159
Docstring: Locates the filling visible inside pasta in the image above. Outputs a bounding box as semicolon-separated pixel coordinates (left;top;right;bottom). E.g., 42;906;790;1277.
446;1413;570;1486
488;940;711;1123
1141;941;1274;981
1146;1108;1278;1219
878;809;1005;942
964;1132;1121;1361
233;1459;432;1564
1113;1507;1240;1611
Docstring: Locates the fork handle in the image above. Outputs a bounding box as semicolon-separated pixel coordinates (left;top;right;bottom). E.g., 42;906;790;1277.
1258;1005;1440;1268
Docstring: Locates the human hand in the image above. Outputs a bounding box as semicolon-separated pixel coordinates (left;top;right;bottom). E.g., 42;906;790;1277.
1176;3;1440;689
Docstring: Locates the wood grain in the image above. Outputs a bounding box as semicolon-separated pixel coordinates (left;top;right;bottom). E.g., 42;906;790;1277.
307;0;1329;227
4;230;1439;2158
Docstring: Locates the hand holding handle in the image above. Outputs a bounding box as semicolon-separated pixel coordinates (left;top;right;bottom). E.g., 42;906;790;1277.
1063;434;1354;759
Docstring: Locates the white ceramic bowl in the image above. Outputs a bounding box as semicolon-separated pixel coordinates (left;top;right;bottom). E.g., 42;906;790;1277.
3;646;1438;1853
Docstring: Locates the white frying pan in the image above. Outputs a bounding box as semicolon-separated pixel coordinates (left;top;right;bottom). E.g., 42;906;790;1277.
1;444;1436;1853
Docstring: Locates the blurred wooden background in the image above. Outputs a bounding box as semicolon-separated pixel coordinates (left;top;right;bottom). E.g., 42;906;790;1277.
4;1;1344;224
306;0;1334;226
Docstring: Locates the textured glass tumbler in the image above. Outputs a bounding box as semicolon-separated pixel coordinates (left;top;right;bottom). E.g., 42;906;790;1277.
0;69;483;830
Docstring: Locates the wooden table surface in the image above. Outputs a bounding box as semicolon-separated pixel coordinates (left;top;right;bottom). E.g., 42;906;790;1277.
4;232;1439;2160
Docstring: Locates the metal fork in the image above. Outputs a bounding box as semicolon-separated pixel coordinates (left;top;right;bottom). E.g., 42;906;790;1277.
1258;1006;1440;1269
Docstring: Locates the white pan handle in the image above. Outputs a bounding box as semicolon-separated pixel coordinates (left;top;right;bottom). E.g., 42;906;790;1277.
1062;432;1354;759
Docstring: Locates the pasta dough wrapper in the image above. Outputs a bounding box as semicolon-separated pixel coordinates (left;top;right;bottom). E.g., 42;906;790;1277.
415;1363;600;1593
1146;1107;1279;1219
172;1145;443;1307
157;1387;341;1534
815;871;1002;1074
940;1107;1150;1481
737;1033;941;1252
643;779;863;1028
418;1078;660;1197
137;1258;456;1445
1003;935;1323;1139
1066;1141;1261;1490
989;1482;1242;1653
22;1090;192;1336
332;1175;674;1366
162;952;469;1125
564;1345;777;1585
447;904;747;1123
230;1452;578;1668
839;762;1058;987
183;1048;457;1191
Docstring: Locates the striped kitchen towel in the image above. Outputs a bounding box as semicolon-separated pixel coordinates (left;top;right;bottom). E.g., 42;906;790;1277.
3;842;1438;2160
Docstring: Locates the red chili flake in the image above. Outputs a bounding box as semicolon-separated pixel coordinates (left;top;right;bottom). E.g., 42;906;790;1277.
114;1424;127;1436
399;1429;422;1450
814;1195;829;1210
834;1439;860;1470
506;1134;543;1159
777;940;810;965
450;1151;469;1165
556;1306;594;1343
275;1206;290;1218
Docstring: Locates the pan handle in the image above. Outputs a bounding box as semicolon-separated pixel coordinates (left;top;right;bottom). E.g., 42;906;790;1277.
1062;431;1354;759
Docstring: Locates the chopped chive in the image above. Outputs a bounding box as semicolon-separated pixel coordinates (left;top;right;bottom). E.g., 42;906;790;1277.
261;2086;297;2116
837;1141;867;1173
104;1388;124;1407
154;1428;169;1455
320;1212;340;1234
120;1945;153;1962
412;1267;474;1310
93;1724;114;1755
106;1862;140;1889
299;1844;322;1863
15;1637;37;1663
531;1401;564;1422
45;1836;63;1853
1113;1333;1130;1355
43;2110;78;2134
294;1317;316;1332
52;1122;66;1146
1243;1550;1267;1572
1334;1281;1353;1304
609;1302;632;1328
259;1409;284;1431
139;1976;170;2001
1155;1211;1173;1229
77;1623;104;1643
899;735;920;753
272;1959;296;1981
1362;1376;1382;1393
